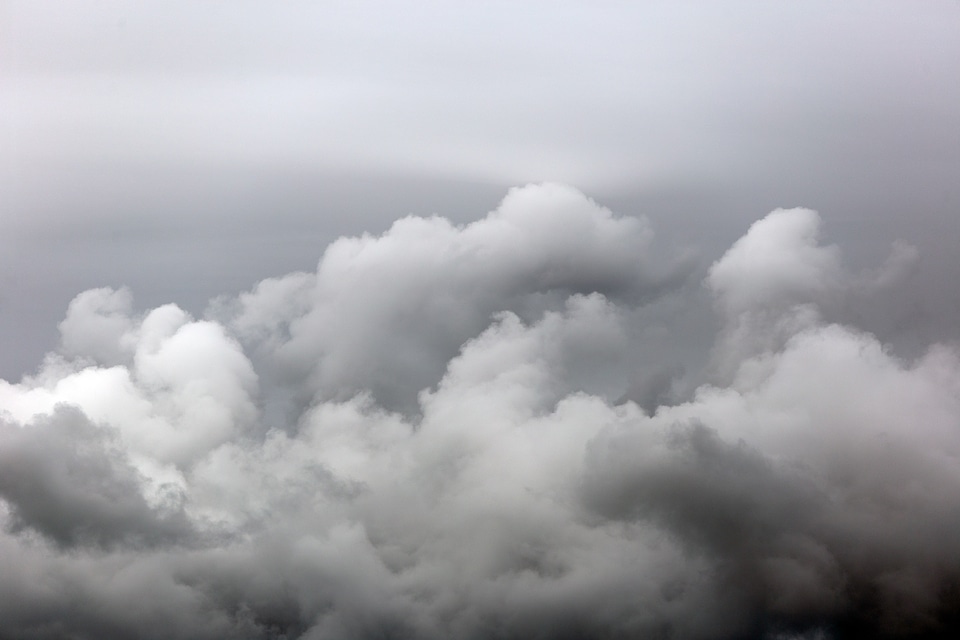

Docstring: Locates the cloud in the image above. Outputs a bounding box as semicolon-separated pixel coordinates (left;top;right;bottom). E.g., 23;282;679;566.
0;185;958;638
707;208;842;317
0;406;192;550
215;182;687;415
705;207;924;383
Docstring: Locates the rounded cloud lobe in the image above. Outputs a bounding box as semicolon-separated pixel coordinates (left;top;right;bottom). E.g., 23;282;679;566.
0;185;957;639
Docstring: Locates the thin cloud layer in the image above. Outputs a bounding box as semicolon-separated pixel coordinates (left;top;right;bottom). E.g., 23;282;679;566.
0;185;958;639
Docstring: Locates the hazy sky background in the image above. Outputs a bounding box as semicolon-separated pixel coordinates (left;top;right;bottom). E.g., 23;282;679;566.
1;3;960;639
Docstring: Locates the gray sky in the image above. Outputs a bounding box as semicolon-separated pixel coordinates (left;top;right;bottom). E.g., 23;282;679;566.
1;3;960;639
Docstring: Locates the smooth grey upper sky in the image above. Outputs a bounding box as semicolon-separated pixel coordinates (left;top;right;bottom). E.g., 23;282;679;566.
5;1;959;184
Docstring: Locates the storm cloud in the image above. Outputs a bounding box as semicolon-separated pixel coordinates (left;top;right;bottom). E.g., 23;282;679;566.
0;184;957;639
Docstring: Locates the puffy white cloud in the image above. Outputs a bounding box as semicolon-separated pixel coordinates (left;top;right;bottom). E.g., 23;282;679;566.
705;207;924;384
218;182;682;415
58;287;138;366
0;186;957;639
708;208;842;317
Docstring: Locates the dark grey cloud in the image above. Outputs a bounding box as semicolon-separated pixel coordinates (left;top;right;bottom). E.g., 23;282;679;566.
0;405;192;549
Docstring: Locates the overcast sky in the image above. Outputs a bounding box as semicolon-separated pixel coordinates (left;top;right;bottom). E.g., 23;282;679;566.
1;2;960;639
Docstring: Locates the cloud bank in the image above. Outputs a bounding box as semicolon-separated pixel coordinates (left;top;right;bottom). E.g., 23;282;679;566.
1;184;958;639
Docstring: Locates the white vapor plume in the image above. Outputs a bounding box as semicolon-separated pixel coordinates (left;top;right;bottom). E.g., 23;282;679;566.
0;184;958;639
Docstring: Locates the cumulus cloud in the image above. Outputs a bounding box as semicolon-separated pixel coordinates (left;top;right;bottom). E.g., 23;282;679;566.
0;406;192;549
707;208;843;317
705;207;924;383
212;183;687;415
0;184;958;639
